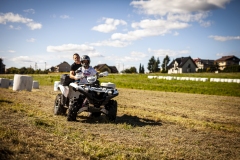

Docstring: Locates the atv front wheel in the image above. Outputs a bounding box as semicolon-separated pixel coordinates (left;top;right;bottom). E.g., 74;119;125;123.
106;100;117;122
89;112;101;118
67;97;81;121
54;94;67;115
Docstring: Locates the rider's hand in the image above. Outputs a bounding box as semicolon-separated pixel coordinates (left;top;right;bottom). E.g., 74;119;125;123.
75;75;83;80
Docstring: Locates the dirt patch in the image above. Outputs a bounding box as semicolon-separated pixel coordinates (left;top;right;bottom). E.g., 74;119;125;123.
0;86;240;159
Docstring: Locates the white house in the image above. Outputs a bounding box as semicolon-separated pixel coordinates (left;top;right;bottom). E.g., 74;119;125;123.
167;56;198;74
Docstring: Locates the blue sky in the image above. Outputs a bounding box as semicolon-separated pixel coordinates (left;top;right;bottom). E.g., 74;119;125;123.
0;0;240;72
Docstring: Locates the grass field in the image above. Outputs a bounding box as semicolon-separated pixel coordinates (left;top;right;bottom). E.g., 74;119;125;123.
1;72;240;97
0;73;240;159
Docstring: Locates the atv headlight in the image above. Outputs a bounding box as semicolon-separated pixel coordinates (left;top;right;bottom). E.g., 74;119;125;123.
108;90;112;95
84;86;89;92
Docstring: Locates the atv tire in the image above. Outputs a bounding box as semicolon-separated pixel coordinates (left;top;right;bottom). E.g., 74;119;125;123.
89;112;101;118
106;100;117;122
67;97;81;121
54;94;67;115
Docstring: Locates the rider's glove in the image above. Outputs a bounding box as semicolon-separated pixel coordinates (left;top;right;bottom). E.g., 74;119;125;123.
75;74;84;80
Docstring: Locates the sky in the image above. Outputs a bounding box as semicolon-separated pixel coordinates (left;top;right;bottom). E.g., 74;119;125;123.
0;0;240;72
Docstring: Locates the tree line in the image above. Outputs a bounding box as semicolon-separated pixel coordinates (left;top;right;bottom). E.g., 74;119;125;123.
5;67;49;74
121;55;240;73
121;55;170;74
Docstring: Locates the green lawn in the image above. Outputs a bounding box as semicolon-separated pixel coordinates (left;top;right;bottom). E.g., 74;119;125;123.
1;72;240;97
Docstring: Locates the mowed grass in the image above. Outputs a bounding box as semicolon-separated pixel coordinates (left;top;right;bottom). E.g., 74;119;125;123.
1;72;240;97
0;86;240;159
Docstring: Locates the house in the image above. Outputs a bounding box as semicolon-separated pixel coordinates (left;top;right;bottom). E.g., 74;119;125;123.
167;56;198;74
193;58;215;71
94;64;118;73
215;55;240;71
0;58;6;74
50;61;71;72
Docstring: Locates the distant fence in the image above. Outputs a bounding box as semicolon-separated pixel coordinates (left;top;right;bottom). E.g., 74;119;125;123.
147;76;240;83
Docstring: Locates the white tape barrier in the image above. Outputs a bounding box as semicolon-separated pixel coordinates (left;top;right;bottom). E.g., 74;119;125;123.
148;76;240;83
210;78;240;83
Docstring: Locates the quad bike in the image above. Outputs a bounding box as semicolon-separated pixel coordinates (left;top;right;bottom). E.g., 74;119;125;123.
54;74;118;122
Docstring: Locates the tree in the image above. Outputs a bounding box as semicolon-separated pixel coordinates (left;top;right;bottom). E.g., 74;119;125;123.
147;56;160;73
129;66;137;73
154;57;160;72
142;65;145;73
161;55;170;73
139;63;142;73
122;66;137;73
139;63;145;73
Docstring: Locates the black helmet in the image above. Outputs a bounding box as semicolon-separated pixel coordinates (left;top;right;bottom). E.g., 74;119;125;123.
81;55;90;67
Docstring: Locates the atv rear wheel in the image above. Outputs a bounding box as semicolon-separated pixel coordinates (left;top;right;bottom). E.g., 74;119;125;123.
54;94;67;115
106;100;117;122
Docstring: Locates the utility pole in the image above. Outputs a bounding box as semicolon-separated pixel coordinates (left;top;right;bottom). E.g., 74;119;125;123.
45;62;46;70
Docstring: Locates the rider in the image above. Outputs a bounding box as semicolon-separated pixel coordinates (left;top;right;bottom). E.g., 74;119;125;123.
70;53;82;80
74;55;97;83
67;55;97;121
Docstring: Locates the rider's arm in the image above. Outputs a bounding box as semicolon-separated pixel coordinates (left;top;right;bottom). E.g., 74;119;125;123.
70;70;77;80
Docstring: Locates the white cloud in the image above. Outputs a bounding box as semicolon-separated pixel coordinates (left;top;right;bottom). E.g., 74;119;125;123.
26;38;36;42
131;19;189;30
173;31;179;36
9;25;21;30
8;50;16;53
23;9;35;14
0;12;42;30
90;40;131;47
60;15;70;19
12;56;34;63
105;51;147;63
130;0;231;31
209;35;240;41
167;12;212;27
130;0;231;16
148;48;190;57
47;44;96;53
88;52;104;58
26;22;42;30
130;51;147;58
92;17;127;33
112;19;189;41
46;44;105;58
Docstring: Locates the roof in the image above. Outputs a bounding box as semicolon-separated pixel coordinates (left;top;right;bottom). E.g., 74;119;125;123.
193;58;214;64
109;66;118;73
57;61;70;67
94;64;107;70
94;64;118;73
167;56;197;69
215;55;240;62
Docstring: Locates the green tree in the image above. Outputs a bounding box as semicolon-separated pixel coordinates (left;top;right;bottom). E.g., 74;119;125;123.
139;63;145;74
161;55;170;73
122;66;137;73
139;63;142;73
129;66;137;73
154;57;160;72
142;65;145;73
147;56;160;73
